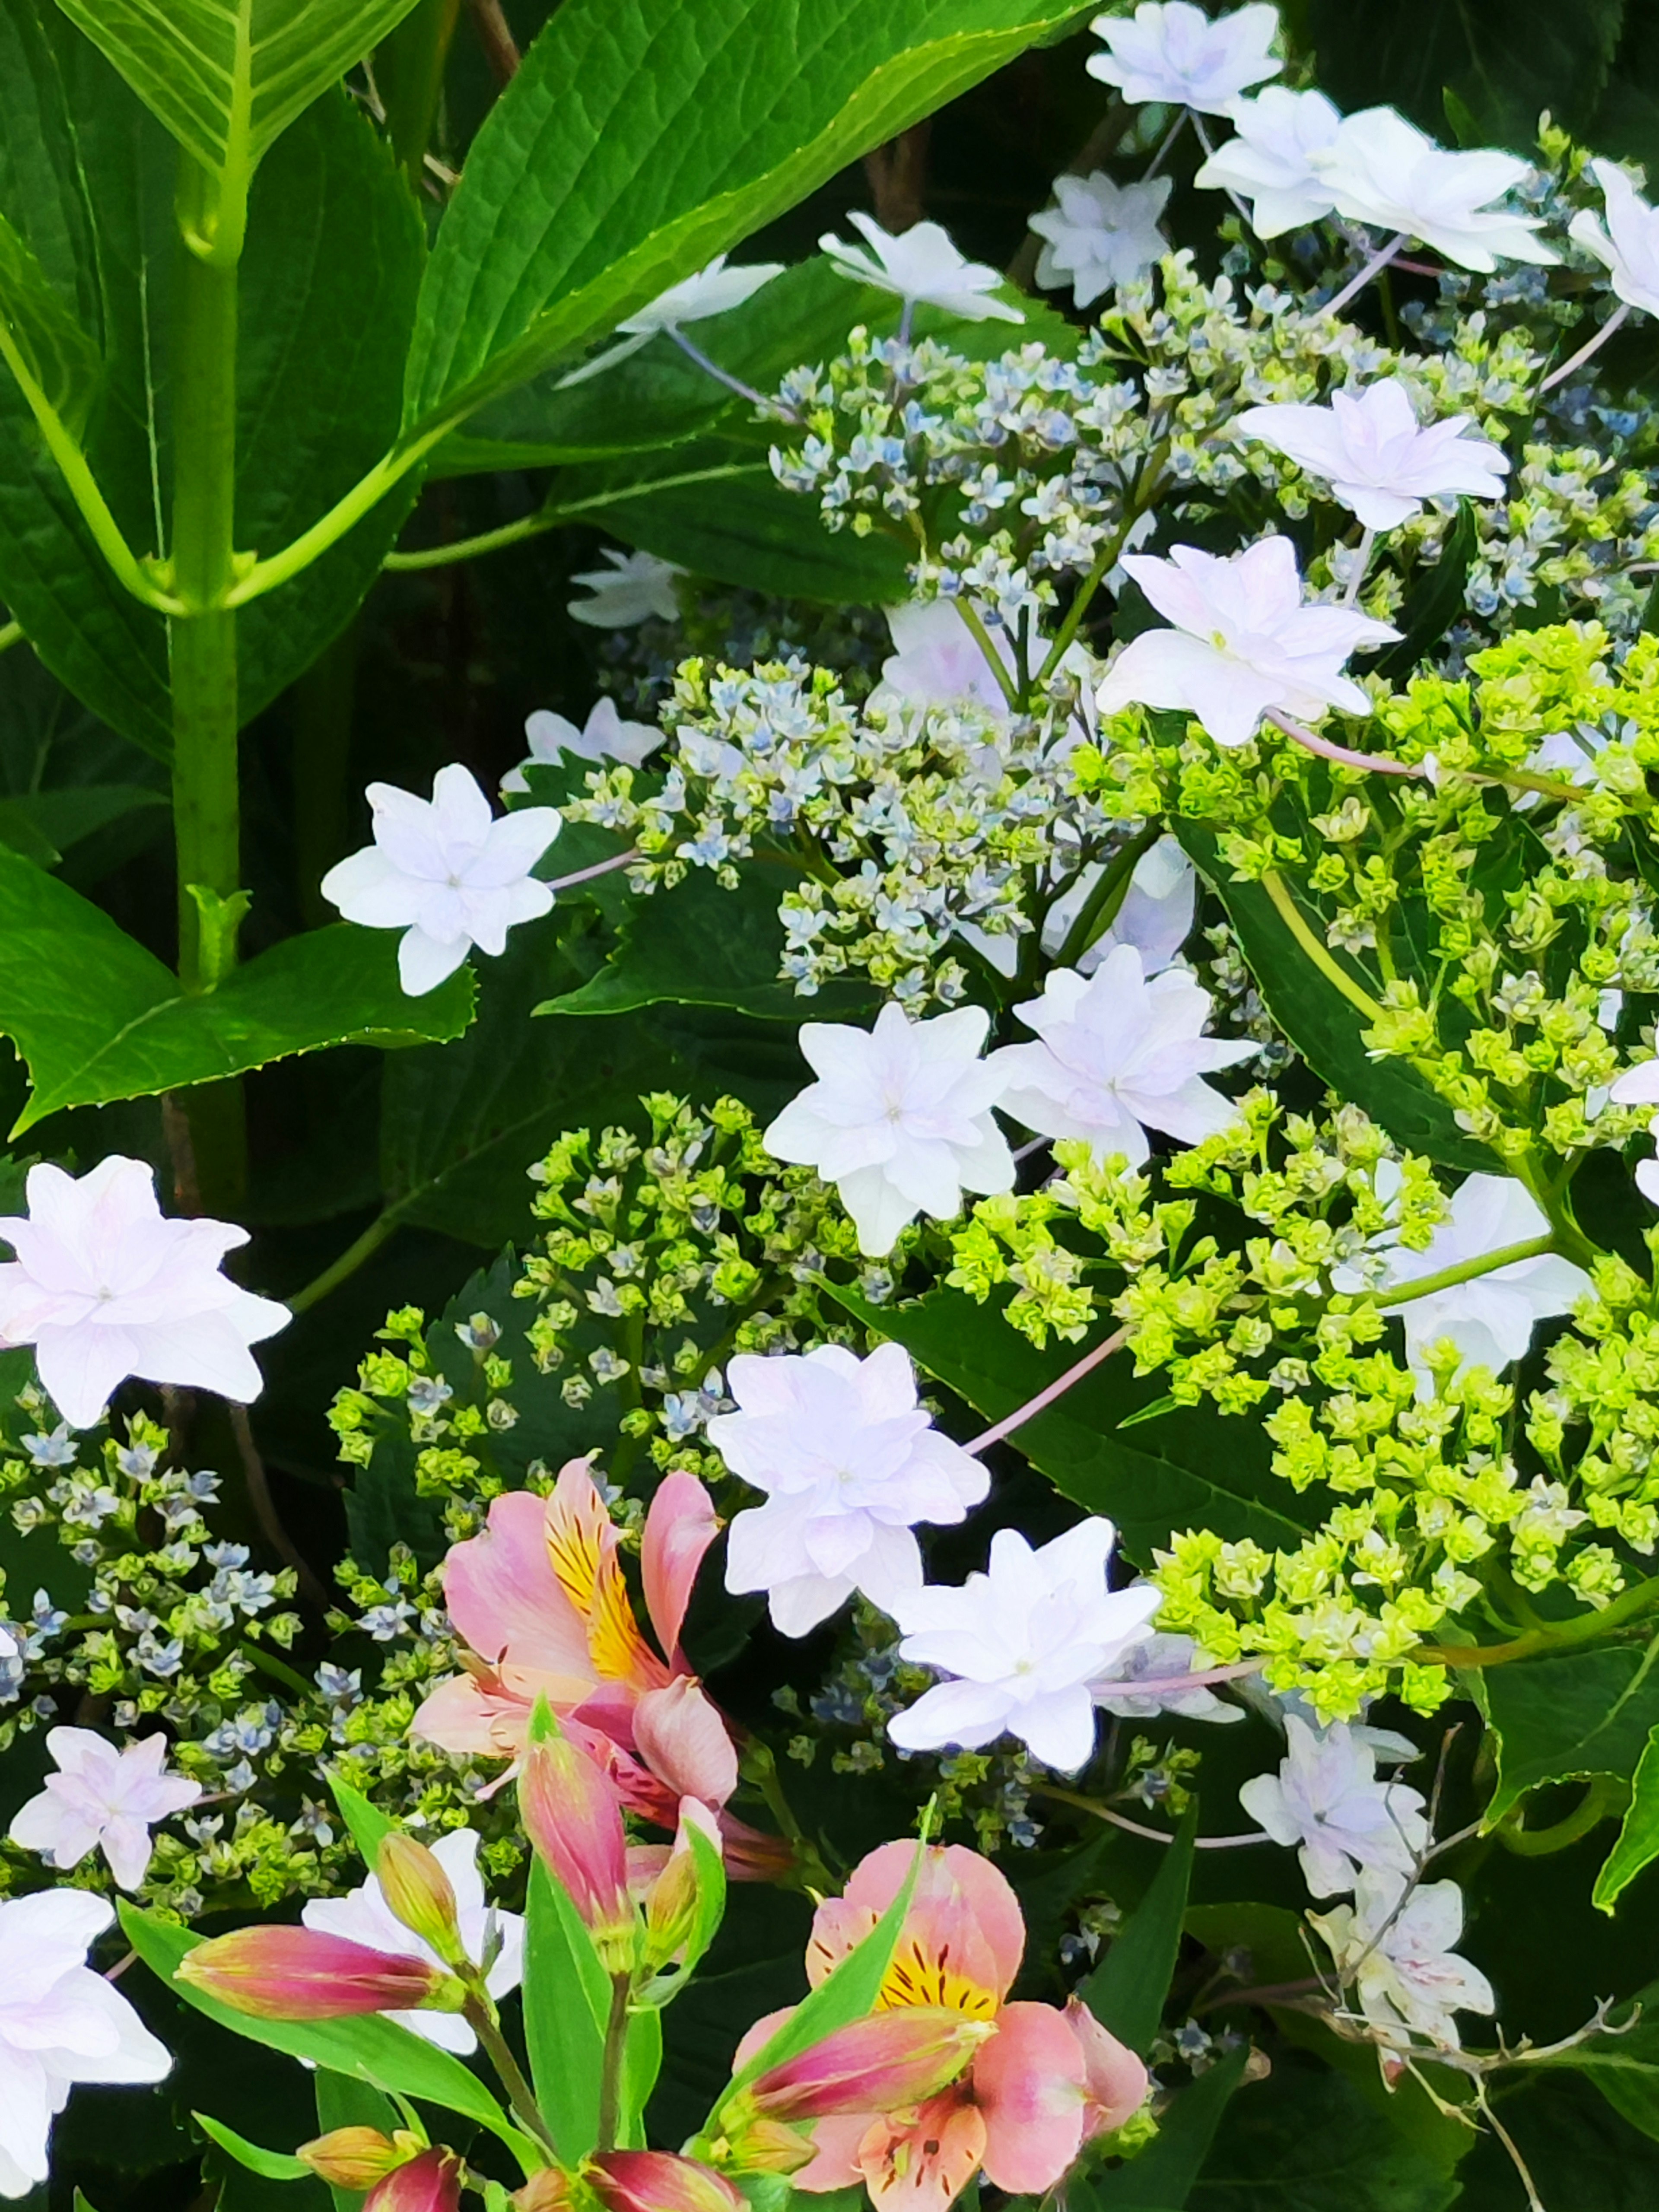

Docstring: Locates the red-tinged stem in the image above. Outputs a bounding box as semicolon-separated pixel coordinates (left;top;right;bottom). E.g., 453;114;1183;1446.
1325;231;1409;318
1538;301;1631;397
963;1326;1127;1455
1266;708;1429;780
547;849;640;894
1099;1659;1267;1698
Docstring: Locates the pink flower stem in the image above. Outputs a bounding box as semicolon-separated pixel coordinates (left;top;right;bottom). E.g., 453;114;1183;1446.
667;326;792;417
963;1325;1127;1455
1538;300;1631;396
1103;1659;1267;1697
1265;709;1428;780
547;848;641;894
1324;231;1409;319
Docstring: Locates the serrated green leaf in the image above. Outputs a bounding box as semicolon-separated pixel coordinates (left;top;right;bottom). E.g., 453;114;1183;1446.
193;2114;312;2183
1484;1643;1659;1830
0;851;474;1131
1079;1806;1195;2059
406;0;1089;428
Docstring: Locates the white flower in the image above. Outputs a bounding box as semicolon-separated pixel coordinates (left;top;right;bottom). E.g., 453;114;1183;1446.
710;1343;989;1637
302;1829;524;2055
993;945;1252;1165
1332;1171;1590;1391
1570;159;1659;318
1041;835;1198;978
619;254;785;336
888;1521;1161;1772
0;1158;288;1430
1092;1630;1244;1723
321;763;562;997
567;547;685;628
1311;1870;1495;2049
1096;537;1398;749
1194;86;1344;237
874;599;1017;721
9;1728;200;1891
1236;380;1508;531
1085;1;1281;116
762;1002;1015;1256
1313;108;1557;274
1608;1058;1659;1111
818;212;1024;324
1239;1714;1428;1897
0;1888;171;2197
502;699;663;795
1030;172;1171;307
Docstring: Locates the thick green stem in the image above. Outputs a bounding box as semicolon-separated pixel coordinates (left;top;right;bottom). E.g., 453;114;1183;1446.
463;1994;557;2162
1419;1574;1659;1668
596;1973;632;2152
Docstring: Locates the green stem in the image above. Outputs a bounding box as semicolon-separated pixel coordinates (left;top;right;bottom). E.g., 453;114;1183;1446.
463;1995;558;2161
287;1208;399;1316
953;597;1021;710
0;620;22;655
596;1973;632;2153
227;427;453;607
1419;1574;1659;1669
1361;1236;1557;1313
1260;868;1384;1021
1497;1774;1626;1856
382;460;769;572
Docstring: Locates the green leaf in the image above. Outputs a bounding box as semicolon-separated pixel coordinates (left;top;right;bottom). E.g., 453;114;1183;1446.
1176;823;1494;1177
324;1768;396;1872
1085;2045;1248;2209
0;852;474;1130
406;0;1089;427
192;2115;311;2184
51;0;426;250
119;1904;539;2168
1180;2059;1459;2210
0;202;100;434
621;2004;664;2150
1596;1728;1659;1912
830;1284;1322;1564
1371;506;1479;682
1484;1643;1659;1830
523;1862;611;2164
1079;1806;1196;2059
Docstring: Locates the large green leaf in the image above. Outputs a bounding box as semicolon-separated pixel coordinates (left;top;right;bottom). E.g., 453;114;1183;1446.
1483;1643;1659;1829
51;0;425;245
405;0;1088;427
1080;1806;1195;2059
0;203;101;433
1596;1729;1659;1912
1087;2046;1249;2209
0;851;473;1131
1183;2061;1459;2211
524;1862;610;2164
1176;823;1494;1177
833;1284;1322;1564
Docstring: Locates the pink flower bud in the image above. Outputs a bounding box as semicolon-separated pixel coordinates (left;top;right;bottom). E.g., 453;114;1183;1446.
747;2007;991;2121
642;1799;722;1973
365;2146;464;2212
377;1834;467;1967
175;1926;466;2020
1064;1997;1149;2140
519;1704;635;1970
299;2130;422;2190
589;2151;745;2212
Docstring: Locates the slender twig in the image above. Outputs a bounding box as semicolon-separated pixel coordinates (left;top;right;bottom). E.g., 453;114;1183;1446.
1475;2080;1546;2212
464;1995;557;2156
546;848;641;895
228;1403;329;1608
596;1974;632;2152
1188;112;1251;225
383;460;767;572
963;1325;1127;1454
286;1209;398;1317
667;326;794;416
1324;231;1409;318
1266;708;1429;780
1538;301;1631;397
1034;1783;1276;1849
1142;109;1189;180
1341;526;1376;608
464;0;518;83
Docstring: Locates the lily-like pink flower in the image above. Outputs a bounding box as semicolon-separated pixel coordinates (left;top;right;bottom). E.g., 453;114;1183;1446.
175;1926;466;2021
741;1843;1147;2212
747;2008;992;2125
588;2150;745;2212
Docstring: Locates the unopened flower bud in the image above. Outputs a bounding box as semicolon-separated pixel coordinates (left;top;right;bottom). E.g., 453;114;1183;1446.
707;2118;814;2176
176;1926;467;2021
746;2006;990;2121
642;1799;722;1974
511;2172;575;2212
377;1834;467;1968
589;2150;744;2212
365;2145;464;2212
298;2129;423;2190
519;1702;635;1971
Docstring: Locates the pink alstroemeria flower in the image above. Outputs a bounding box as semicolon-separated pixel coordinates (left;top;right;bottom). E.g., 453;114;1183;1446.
737;1843;1147;2212
414;1462;785;1874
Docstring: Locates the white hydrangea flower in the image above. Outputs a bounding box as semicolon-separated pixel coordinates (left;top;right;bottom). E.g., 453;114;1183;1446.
1039;835;1198;979
567;547;685;628
9;1728;200;1891
1239;1714;1428;1897
619;254;785;335
1096;537;1399;748
711;1343;988;1636
1236;379;1509;531
1313;107;1558;273
1085;1;1281;116
1570;159;1659;318
1311;1870;1495;2049
1194;86;1344;236
762;1002;1015;1256
302;1829;524;2054
502;698;663;795
0;1158;288;1430
818;212;1024;324
1030;172;1172;307
321;763;562;996
993;945;1252;1164
888;1521;1162;1772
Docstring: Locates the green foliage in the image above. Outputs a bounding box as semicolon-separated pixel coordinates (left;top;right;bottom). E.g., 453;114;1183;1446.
524;1861;610;2163
1080;1805;1197;2056
1484;1645;1659;1827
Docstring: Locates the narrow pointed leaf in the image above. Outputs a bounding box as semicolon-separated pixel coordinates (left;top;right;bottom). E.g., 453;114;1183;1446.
1078;1805;1196;2058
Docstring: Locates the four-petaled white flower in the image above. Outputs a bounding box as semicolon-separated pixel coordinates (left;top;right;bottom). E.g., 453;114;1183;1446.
993;945;1252;1166
888;1520;1162;1773
1097;537;1399;748
1030;172;1171;308
1194;86;1344;237
710;1343;989;1637
321;763;562;997
1570;158;1659;319
1086;0;1281;116
1332;1171;1590;1392
1311;108;1557;274
1311;1870;1495;2049
1237;380;1509;531
1091;1628;1244;1724
567;547;685;629
1040;835;1198;979
0;1888;171;2198
302;1827;524;2054
818;212;1023;324
619;254;785;336
1239;1714;1428;1897
9;1727;200;1891
502;699;663;795
0;1158;288;1430
762;1002;1015;1256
